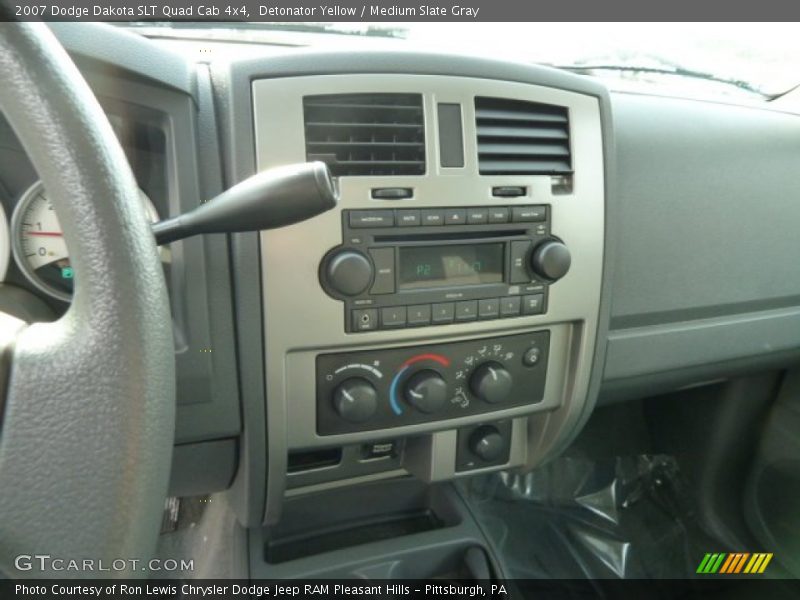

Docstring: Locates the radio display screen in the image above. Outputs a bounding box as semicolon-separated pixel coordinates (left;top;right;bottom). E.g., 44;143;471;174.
398;243;504;289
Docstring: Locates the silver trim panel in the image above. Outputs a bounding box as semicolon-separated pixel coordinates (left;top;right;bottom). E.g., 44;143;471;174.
253;74;605;499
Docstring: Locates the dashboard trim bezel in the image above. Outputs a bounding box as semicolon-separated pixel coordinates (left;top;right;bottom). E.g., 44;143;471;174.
252;69;611;523
213;50;616;526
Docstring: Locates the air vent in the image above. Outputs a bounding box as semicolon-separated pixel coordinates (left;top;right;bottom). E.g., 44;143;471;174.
303;93;425;177
475;97;571;175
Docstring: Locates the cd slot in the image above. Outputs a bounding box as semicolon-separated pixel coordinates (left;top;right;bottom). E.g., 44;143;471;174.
375;229;527;243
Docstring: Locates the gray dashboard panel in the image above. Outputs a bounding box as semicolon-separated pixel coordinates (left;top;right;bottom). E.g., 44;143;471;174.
45;27;243;448
605;92;800;384
49;23;195;97
75;68;241;445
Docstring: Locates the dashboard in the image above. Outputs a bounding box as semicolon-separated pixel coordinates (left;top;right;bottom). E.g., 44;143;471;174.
5;23;800;528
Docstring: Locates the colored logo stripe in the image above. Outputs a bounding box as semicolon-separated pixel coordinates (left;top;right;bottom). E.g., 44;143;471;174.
696;554;713;573
720;553;749;573
719;554;735;573
697;553;726;574
745;553;773;574
697;553;773;574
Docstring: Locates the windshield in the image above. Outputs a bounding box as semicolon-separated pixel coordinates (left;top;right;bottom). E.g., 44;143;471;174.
127;22;799;99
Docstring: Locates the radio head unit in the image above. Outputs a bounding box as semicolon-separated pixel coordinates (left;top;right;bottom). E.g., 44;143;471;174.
320;204;571;333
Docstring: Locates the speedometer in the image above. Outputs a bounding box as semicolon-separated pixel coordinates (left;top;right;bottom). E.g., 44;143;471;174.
11;181;159;302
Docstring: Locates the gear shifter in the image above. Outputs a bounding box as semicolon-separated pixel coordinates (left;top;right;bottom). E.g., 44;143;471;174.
152;161;337;245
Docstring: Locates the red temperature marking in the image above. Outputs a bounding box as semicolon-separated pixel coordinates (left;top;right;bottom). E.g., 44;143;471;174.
401;353;450;368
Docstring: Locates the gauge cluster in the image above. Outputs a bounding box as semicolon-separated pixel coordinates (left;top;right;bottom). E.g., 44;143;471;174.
10;181;159;302
0;109;169;310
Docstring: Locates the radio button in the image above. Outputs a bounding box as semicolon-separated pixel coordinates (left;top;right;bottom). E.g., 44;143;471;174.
350;210;395;228
352;308;379;332
478;298;500;319
488;207;510;223
455;300;478;321
522;294;545;315
523;283;546;293
467;208;488;224
444;209;467;225
512;206;547;222
396;209;421;227
431;303;455;324
372;187;412;200
380;306;407;328
499;296;522;317
368;248;395;295
421;209;444;226
510;240;533;284
492;186;526;198
407;304;432;326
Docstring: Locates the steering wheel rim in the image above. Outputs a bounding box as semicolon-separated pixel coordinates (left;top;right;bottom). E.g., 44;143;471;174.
0;23;175;577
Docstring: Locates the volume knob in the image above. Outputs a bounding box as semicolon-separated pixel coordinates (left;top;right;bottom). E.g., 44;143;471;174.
324;250;373;297
470;362;513;404
531;239;571;282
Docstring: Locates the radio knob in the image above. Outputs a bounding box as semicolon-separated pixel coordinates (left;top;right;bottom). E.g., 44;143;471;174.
324;250;373;297
332;378;377;423
403;369;448;414
470;361;513;404
531;239;571;282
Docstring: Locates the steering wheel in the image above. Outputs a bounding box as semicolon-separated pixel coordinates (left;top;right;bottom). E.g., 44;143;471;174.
0;23;175;577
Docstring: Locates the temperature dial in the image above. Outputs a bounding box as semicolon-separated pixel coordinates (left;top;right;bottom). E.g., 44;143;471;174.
470;361;513;404
332;378;377;423
403;369;448;414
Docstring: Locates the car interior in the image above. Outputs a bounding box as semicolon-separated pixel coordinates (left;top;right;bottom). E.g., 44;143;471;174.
0;21;799;589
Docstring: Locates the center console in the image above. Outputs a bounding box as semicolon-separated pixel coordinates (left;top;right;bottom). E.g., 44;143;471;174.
250;70;606;524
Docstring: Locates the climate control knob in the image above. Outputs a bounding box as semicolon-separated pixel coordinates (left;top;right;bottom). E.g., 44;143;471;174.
470;361;513;404
403;369;448;414
469;425;507;462
531;239;571;282
332;378;377;423
324;250;373;297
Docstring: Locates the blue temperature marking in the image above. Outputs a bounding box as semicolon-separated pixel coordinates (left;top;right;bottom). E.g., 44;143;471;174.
389;365;409;416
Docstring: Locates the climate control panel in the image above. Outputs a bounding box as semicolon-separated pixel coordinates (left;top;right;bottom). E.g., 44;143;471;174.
316;331;549;434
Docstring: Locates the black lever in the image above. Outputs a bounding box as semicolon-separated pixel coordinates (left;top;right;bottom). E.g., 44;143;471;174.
152;161;337;245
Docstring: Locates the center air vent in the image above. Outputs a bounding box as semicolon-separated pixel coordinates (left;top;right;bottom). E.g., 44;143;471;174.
303;93;425;177
475;97;571;175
